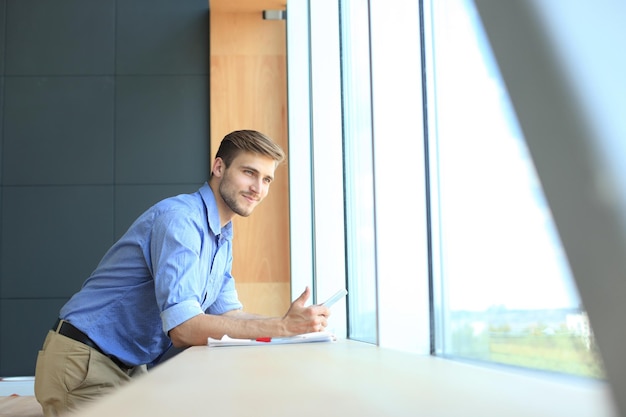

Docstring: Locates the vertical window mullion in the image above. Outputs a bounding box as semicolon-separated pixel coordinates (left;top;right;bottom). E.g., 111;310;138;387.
287;0;315;300
369;0;431;353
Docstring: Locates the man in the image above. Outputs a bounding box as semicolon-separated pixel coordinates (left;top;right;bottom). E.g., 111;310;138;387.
34;130;330;416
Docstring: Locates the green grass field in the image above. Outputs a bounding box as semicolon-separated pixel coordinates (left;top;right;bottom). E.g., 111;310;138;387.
488;334;604;378
450;324;605;378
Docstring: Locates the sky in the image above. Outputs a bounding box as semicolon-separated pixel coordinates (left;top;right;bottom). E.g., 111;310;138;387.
431;0;581;312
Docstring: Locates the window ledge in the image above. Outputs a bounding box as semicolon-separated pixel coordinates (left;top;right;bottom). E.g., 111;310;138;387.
76;339;618;417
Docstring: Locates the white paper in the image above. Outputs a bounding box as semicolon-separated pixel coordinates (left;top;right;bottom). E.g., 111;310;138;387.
207;331;336;347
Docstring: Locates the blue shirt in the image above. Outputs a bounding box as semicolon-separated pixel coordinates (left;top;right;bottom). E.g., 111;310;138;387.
60;183;242;366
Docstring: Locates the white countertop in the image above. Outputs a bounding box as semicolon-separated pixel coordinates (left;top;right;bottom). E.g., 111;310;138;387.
73;339;618;417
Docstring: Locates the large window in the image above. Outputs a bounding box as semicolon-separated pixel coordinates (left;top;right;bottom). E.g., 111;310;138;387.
287;0;606;379
424;0;604;378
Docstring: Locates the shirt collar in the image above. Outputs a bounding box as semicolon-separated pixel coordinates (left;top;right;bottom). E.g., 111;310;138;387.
199;182;233;240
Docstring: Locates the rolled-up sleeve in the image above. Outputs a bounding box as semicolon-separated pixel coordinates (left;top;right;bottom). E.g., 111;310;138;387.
150;210;208;334
161;300;204;333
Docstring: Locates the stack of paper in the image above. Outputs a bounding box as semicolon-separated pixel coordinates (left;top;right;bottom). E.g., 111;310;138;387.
207;331;336;347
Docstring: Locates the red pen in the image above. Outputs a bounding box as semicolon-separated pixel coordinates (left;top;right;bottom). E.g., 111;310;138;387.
256;337;272;342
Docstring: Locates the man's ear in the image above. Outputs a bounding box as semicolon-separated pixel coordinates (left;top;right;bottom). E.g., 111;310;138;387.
212;157;225;178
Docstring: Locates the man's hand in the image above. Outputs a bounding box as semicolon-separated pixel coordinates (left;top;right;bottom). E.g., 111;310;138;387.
282;287;331;335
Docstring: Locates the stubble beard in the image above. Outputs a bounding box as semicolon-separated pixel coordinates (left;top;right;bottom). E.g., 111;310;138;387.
219;181;255;217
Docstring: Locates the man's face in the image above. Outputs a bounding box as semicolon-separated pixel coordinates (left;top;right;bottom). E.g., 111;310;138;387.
217;151;276;217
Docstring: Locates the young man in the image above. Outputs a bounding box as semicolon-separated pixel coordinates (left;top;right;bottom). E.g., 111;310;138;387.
34;130;330;416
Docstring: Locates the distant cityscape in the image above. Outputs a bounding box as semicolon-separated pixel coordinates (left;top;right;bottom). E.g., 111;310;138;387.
448;306;592;348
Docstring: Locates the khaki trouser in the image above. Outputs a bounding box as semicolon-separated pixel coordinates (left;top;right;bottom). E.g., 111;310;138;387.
34;330;147;417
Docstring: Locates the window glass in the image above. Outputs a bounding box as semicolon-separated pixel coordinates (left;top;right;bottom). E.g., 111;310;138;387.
426;0;605;378
340;0;378;344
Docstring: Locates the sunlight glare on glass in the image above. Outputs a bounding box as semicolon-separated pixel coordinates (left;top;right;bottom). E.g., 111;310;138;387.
436;1;579;313
430;0;604;378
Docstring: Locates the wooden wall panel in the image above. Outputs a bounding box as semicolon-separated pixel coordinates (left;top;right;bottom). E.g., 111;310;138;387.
210;11;290;316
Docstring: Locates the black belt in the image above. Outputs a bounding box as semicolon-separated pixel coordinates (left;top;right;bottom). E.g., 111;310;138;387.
53;319;132;371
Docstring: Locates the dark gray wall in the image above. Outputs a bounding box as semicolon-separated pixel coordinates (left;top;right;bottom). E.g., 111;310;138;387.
0;0;210;375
